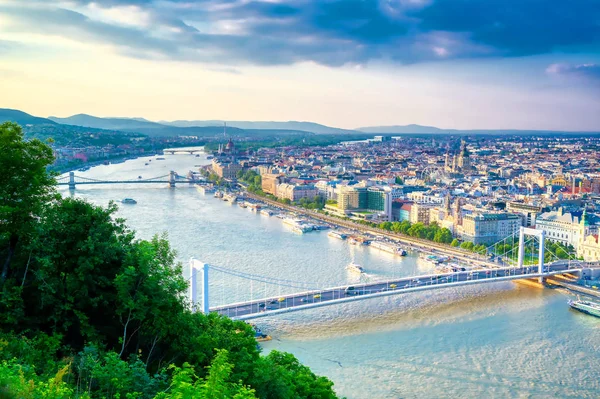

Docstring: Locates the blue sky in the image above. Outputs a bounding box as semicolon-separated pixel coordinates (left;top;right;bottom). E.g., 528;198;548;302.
0;0;599;130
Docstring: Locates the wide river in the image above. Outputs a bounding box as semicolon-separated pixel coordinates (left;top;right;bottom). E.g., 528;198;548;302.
61;151;600;399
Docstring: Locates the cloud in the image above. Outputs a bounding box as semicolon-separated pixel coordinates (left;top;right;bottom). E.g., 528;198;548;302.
546;63;600;80
1;0;599;66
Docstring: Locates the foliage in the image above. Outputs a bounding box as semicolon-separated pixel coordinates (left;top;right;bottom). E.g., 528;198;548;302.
0;124;340;399
0;121;57;284
296;196;325;210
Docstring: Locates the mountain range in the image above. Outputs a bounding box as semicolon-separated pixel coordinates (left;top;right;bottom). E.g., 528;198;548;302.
1;108;598;137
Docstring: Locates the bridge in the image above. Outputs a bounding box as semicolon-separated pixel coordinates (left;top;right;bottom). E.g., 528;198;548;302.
189;227;600;320
162;149;203;155
57;171;205;189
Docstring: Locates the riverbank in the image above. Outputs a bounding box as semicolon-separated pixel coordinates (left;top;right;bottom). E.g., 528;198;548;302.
243;191;496;268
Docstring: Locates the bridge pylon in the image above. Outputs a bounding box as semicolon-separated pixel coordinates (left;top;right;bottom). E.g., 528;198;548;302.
189;258;209;314
517;227;546;283
169;171;176;188
68;171;76;190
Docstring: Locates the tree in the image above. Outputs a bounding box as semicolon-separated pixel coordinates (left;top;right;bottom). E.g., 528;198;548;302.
451;239;460;247
0;122;56;284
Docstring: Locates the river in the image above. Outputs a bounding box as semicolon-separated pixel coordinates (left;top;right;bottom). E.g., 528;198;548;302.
60;150;600;399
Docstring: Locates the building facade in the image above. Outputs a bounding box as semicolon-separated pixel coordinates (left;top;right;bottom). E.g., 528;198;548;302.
461;212;521;244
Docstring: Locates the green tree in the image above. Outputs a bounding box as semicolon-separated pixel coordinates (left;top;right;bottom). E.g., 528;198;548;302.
451;239;460;247
0;122;56;283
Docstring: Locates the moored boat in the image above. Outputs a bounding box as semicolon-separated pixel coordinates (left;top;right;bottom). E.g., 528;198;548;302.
568;297;600;318
121;198;137;204
223;193;238;203
328;231;347;240
260;209;273;216
196;184;216;194
369;240;407;256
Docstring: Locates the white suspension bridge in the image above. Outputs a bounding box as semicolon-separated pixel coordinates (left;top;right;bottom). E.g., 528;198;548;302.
189;228;600;320
56;170;205;189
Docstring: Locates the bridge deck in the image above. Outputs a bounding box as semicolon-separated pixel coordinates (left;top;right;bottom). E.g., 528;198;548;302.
213;264;587;320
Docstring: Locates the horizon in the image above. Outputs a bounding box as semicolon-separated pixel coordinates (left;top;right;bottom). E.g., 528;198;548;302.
1;1;599;131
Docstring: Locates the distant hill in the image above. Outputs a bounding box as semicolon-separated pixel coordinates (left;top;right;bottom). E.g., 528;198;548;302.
49;114;166;131
0;108;57;126
356;124;449;134
161;120;358;135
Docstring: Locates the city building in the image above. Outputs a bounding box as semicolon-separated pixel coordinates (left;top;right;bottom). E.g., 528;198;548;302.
461;212;521;244
506;201;544;227
261;173;284;195
535;208;587;248
276;183;318;202
212;159;242;179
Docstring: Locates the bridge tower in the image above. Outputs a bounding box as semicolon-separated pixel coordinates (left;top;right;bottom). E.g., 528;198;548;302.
517;227;546;283
169;171;176;188
68;171;76;190
189;259;210;314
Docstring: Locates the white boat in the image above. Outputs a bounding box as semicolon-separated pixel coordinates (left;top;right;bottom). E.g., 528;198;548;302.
121;198;137;204
196;184;216;194
260;209;273;216
369;241;407;256
223;193;237;203
346;262;364;274
328;231;347;240
214;191;223;198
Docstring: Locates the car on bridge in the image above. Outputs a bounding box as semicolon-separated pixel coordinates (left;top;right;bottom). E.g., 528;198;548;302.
389;284;397;289
278;297;285;303
313;294;321;299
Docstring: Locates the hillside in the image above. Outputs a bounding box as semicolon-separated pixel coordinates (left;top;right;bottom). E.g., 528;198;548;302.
49;113;167;131
0;108;57;126
161;120;358;135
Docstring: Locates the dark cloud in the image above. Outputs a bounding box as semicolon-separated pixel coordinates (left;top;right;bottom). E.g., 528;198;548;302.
547;63;600;80
2;0;599;66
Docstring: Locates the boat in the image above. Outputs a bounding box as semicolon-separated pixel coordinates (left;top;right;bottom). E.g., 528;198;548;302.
138;176;142;179
346;262;364;274
144;163;149;166
328;231;347;240
206;155;214;160
214;191;223;198
121;198;137;204
369;241;407;256
156;157;165;160
249;324;272;342
248;203;262;212
196;184;216;194
568;297;600;318
260;209;274;216
223;193;238;203
348;236;369;246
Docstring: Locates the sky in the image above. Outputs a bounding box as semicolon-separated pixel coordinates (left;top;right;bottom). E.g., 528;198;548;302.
0;0;599;131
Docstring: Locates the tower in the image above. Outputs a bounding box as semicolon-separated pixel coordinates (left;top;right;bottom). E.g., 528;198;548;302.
445;193;452;218
453;198;463;226
457;139;470;171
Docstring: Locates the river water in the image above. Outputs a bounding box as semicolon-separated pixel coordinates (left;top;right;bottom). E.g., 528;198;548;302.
60;151;600;399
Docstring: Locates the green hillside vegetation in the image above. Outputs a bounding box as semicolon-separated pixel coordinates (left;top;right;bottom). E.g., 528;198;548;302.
0;122;339;399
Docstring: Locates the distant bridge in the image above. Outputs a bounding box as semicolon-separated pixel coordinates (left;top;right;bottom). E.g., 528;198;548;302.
162;149;203;155
57;171;205;189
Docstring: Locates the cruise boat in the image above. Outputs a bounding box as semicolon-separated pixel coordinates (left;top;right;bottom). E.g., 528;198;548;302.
328;231;347;240
348;236;369;246
214;191;223;199
568;297;600;318
121;198;137;204
346;262;364;274
369;241;407;256
238;201;248;208
223;193;238;203
196;184;216;194
260;209;273;216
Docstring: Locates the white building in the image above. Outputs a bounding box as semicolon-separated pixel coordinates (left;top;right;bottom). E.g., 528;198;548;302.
535;208;591;248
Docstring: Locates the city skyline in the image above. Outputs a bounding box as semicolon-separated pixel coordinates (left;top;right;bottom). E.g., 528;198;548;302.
1;0;599;131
